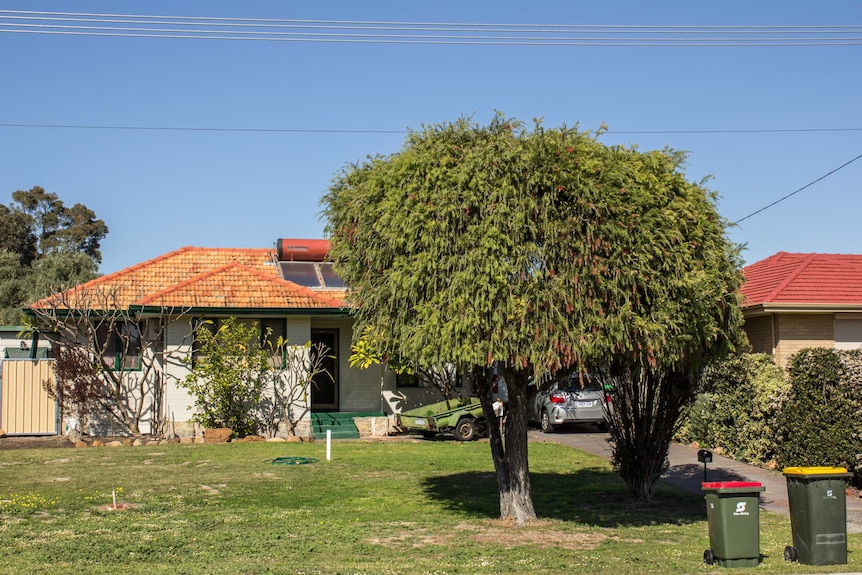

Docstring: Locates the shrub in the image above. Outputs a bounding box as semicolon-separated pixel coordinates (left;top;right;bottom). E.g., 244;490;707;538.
180;318;272;437
775;348;862;484
676;353;788;464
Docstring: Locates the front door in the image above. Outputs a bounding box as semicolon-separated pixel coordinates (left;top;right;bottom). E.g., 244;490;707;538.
310;329;339;410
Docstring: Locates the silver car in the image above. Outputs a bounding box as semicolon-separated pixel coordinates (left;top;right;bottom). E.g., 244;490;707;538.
529;372;609;433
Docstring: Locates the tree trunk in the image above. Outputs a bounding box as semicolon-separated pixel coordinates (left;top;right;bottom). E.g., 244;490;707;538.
477;367;536;524
603;362;693;502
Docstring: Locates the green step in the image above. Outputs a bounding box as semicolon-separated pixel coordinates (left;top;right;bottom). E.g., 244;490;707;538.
311;411;384;440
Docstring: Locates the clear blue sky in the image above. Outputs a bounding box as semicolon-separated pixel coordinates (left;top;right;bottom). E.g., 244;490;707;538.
1;1;860;275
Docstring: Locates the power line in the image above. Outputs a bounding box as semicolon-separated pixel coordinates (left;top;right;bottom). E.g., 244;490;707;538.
2;122;861;136
0;123;405;135
1;10;861;45
733;153;862;225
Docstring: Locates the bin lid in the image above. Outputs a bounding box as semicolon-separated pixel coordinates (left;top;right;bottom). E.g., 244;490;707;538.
702;481;763;490
783;466;850;476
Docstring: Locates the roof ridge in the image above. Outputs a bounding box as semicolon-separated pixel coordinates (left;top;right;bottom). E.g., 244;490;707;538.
136;261;343;309
764;252;818;302
136;261;244;305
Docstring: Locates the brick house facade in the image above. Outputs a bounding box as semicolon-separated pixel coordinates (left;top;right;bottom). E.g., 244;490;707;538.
741;252;862;367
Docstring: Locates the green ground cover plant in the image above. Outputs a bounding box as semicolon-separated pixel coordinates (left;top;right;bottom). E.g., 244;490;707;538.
0;439;859;574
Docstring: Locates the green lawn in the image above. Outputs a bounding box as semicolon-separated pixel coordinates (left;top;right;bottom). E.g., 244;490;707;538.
0;438;859;574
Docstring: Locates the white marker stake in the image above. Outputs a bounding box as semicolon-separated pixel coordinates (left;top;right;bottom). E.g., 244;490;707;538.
326;429;332;461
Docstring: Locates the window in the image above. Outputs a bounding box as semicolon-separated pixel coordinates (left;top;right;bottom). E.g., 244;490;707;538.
192;317;288;366
260;318;286;348
97;322;142;371
191;318;218;365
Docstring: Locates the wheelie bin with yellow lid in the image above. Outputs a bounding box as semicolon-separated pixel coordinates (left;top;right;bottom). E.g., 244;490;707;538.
783;466;853;565
702;481;765;567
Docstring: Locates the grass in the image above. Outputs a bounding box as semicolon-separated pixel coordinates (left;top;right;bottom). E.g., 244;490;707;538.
0;438;860;574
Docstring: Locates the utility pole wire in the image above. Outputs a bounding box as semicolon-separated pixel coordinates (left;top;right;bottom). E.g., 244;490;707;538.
1;123;861;136
733;153;862;225
1;11;862;45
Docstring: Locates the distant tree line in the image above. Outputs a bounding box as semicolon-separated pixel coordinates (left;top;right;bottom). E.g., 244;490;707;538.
0;186;107;324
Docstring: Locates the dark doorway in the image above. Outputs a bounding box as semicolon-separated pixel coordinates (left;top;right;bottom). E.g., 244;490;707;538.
311;329;339;410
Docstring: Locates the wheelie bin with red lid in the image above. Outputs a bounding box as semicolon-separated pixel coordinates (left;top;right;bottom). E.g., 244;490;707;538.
782;466;853;565
702;481;765;568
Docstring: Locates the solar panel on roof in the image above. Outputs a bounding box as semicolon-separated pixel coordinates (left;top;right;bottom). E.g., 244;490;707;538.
318;263;346;288
279;261;321;287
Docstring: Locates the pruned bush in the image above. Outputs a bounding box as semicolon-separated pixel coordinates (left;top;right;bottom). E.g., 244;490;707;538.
676;353;788;464
775;348;862;485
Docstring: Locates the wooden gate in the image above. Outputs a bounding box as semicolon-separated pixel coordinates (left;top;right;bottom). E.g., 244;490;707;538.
0;359;58;435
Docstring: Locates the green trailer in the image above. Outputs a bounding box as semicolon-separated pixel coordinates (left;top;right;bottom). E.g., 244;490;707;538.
395;397;487;441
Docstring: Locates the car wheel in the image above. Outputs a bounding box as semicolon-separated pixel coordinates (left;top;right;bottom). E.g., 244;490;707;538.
453;418;477;441
540;410;556;433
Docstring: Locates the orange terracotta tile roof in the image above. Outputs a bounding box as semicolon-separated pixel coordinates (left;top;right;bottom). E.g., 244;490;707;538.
741;251;862;307
31;246;346;312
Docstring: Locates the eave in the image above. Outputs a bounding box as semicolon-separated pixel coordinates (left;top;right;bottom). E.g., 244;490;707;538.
743;302;862;318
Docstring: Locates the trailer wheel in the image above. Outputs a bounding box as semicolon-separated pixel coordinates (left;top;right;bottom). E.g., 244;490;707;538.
453;418;477;441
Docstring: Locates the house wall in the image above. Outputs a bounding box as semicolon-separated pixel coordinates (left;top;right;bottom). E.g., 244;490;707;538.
743;315;774;356
162;318;197;435
774;313;834;367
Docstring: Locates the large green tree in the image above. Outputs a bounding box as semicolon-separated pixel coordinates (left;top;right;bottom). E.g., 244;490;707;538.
11;186;108;263
0;187;105;323
323;115;743;518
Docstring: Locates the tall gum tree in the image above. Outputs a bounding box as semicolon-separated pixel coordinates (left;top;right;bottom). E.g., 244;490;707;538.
322;115;743;518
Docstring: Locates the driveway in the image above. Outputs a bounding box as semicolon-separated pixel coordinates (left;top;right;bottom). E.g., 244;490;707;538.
529;426;862;534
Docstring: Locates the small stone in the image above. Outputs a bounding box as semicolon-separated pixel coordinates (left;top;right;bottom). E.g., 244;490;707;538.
92;440;105;447
266;437;287;442
105;440;123;447
0;429;7;438
193;436;205;444
286;435;303;443
75;440;89;448
179;437;195;444
133;439;145;447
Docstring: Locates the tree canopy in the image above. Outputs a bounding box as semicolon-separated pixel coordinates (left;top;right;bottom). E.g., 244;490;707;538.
324;116;742;374
322;115;744;514
0;186;105;323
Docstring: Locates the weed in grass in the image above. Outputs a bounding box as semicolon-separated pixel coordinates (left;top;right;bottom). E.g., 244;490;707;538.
0;492;58;516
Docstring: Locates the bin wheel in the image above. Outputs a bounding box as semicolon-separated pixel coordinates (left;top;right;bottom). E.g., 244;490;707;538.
703;549;714;565
784;546;797;562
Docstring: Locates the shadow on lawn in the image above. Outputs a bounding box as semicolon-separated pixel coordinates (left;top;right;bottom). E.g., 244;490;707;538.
423;467;705;528
665;462;748;484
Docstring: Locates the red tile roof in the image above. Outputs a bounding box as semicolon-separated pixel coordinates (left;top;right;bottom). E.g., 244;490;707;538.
741;252;862;307
32;246;345;311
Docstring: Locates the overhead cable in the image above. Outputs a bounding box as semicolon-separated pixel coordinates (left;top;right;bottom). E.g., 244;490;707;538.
732;153;862;225
1;10;861;45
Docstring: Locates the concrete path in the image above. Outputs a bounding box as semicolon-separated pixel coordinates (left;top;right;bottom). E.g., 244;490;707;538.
529;426;862;534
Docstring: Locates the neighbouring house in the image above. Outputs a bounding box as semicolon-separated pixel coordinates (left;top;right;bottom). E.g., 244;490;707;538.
22;239;458;439
741;252;862;367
